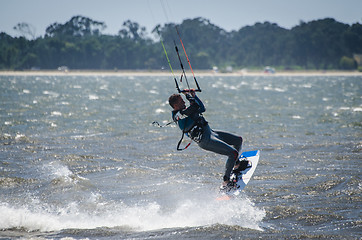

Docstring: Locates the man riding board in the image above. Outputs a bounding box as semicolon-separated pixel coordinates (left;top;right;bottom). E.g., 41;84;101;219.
168;89;250;191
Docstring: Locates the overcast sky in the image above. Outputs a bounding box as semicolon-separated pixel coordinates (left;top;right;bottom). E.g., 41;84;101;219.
1;0;361;38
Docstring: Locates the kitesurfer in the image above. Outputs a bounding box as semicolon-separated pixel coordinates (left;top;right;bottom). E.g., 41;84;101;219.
168;89;250;191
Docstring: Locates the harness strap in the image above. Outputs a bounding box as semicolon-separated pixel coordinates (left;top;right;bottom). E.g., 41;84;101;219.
177;131;192;151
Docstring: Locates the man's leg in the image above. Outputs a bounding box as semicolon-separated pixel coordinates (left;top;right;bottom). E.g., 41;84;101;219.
198;129;240;183
212;130;243;153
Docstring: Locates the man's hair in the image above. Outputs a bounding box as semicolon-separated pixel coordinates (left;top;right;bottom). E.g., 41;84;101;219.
168;93;181;108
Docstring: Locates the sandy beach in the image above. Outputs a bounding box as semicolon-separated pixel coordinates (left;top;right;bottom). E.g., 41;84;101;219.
0;69;361;77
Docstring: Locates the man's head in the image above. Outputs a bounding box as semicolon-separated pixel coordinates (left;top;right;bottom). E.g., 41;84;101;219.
169;93;186;110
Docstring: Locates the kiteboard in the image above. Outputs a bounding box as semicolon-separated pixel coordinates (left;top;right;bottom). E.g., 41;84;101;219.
217;150;260;200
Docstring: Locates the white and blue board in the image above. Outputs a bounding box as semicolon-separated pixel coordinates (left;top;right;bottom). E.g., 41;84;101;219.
217;150;260;200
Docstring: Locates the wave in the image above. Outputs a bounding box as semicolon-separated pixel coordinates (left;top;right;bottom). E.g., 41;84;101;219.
0;192;265;233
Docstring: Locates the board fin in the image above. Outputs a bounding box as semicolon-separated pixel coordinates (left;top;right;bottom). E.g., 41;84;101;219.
216;195;233;201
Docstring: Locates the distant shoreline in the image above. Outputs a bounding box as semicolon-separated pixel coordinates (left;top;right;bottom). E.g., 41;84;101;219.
0;69;361;77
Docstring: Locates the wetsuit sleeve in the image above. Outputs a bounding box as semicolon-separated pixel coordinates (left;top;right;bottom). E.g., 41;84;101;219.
194;95;205;113
182;94;205;115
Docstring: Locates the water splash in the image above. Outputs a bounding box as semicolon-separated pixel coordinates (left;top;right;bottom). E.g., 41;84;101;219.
0;193;265;232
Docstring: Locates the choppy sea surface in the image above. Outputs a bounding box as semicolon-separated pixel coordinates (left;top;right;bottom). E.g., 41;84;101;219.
0;74;361;239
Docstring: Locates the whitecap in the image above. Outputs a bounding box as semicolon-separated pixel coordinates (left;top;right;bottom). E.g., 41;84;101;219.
100;84;108;90
155;108;165;114
15;133;26;140
263;86;286;92
43;91;59;98
51;111;62;116
89;94;99;100
46;161;73;181
274;87;286;92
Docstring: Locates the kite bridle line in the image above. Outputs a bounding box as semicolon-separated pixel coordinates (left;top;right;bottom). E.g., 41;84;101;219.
175;26;201;92
174;40;192;92
158;0;201;93
156;27;182;93
158;27;201;93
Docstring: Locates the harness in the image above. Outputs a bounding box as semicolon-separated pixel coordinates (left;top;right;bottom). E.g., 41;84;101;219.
175;113;208;151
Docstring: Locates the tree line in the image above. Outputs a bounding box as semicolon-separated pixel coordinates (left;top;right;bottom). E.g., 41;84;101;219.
0;15;361;71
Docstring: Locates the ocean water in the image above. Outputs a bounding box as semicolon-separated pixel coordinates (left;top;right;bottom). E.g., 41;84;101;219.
0;74;361;239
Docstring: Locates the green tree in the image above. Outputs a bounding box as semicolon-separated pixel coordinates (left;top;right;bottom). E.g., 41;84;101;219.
13;22;36;39
291;18;349;69
343;23;362;54
119;20;147;42
229;22;290;68
1;16;362;71
45;15;106;38
157;17;227;69
339;56;357;69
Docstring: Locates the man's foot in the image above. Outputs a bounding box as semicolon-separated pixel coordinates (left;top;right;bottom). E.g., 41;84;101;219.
219;181;239;193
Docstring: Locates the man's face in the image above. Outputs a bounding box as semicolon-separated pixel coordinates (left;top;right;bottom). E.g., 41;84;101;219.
174;96;186;110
